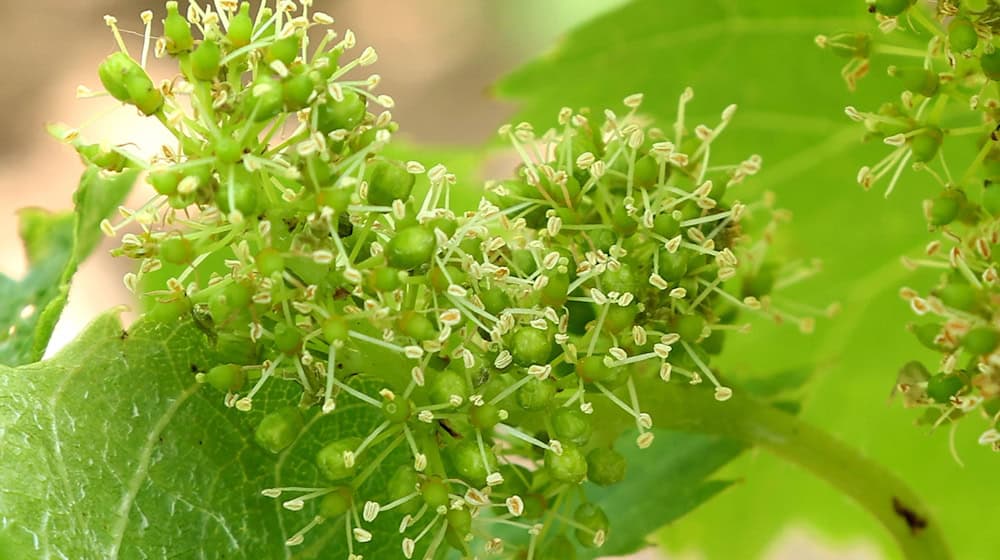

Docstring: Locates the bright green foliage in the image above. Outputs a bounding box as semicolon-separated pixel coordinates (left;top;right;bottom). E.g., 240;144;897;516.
0;314;410;559
0;164;137;366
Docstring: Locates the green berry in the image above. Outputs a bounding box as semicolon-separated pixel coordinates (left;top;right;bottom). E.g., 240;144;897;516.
926;373;965;404
602;262;639;294
214;137;243;164
586;448;626;486
316;438;361;481
149;168;180;196
366;159;416;206
962;327;999;355
247;76;284;122
429;369;468;406
254;406;304;453
191;39;222;82
386;226;436;270
159;236;194;265
319;486;353;518
949;17;978;53
163;1;194;53
283;72;315;111
928;190;962;226
397;310;437;341
634;154;659;188
909;128;942;163
676;314;706;342
322;316;350;344
658;250;689;282
517;377;556;410
481;287;513;316
204;363;246;392
575;354;616;383
450;441;497;487
573;503;609;548
123;68;164;116
552;408;591;446
470;403;502;430
273;322;303;355
540;272;570;308
382;398;412;424
604;305;638;334
147;297;190;322
266;34;300;66
317;90;366;133
421;477;451;508
911;323;943;351
982;51;1000;81
891;66;939;97
227;3;254;48
938;282;979;312
545;443;587;484
446;507;473;546
653;212;681;238
511;328;552;366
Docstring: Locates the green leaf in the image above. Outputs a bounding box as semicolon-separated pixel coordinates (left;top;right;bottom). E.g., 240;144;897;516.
580;430;741;558
0;313;411;559
0;166;138;365
495;0;989;558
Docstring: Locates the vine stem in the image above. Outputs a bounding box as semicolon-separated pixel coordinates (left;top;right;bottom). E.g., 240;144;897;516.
598;380;952;560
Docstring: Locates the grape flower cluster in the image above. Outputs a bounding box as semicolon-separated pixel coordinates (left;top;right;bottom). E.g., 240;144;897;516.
820;0;1000;452
60;1;808;557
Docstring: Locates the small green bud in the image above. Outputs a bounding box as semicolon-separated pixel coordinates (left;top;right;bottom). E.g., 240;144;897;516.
450;441;497;487
511;327;552;366
890;66;939;97
586;448;626;486
316;438;362;481
545;443;587;484
470;403;502;430
227;3;254;48
191;39;222;81
429;369;468;406
982;51;1000;81
421;477;451;509
247;76;285;122
948;17;978;53
873;0;914;17
573;503;610;548
160;236;195;265
322;316;350;344
517;377;556;410
254;406;304;453
928;190;963;226
382;397;412;424
256;247;285;277
552;408;591;446
366;159;416;206
273;322;303;355
319;486;353;518
267;34;300;66
164;1;194;53
204;364;246;392
926;373;965;404
316;90;366;133
676;314;706;343
962;327;999;355
283;72;316;111
909;128;942;163
386;226;436;270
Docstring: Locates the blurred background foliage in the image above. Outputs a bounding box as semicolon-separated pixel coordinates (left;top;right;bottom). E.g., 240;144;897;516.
0;0;992;558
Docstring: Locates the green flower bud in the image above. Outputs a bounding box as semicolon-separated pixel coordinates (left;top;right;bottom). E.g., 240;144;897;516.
948;17;978;53
926;373;965;403
283;72;316;111
316;90;366;133
545;443;587;484
255;406;304;453
586;447;626;486
204;364;246;392
450;441;497;487
890;66;939;97
962;327;999;355
316;437;362;481
470;403;502;430
191;39;222;82
267;34;300;66
552;408;591;446
160;236;195;265
387;467;421;514
227;3;254;48
319;486;353;518
982;51;1000;81
928;190;963;226
873;0;914;17
573;503;610;548
247;76;285;122
511;327;552;366
366;159;415;206
382;397;412;424
517;377;556;410
273;322;303;355
386;226;436;270
420;477;451;509
164;1;194;53
429;369;468;406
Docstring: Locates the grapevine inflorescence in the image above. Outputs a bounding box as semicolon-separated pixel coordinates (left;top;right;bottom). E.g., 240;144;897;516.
60;1;813;557
820;0;1000;452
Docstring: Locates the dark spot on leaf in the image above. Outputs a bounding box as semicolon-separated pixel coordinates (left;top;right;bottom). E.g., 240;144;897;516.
892;497;927;533
119;330;129;340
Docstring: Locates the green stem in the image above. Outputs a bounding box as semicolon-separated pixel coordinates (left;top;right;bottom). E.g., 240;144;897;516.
607;381;951;560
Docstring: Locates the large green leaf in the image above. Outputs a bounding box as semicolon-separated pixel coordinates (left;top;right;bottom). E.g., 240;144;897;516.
497;0;991;558
0;166;138;365
0;312;411;559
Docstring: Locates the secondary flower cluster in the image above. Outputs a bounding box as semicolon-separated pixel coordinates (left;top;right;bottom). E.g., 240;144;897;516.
65;1;796;557
820;0;1000;450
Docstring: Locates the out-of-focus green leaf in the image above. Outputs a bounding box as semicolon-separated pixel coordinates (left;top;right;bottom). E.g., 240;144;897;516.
496;0;992;558
0;166;138;365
